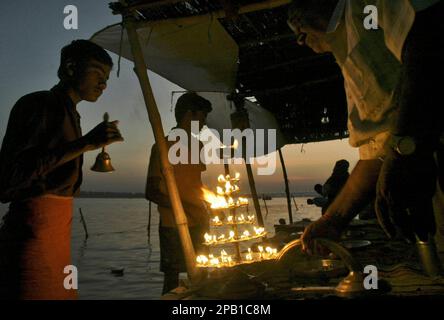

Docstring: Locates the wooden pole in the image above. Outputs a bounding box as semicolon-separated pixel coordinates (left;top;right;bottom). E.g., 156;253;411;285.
124;16;198;282
292;196;299;212
224;163;230;176
262;197;269;220
278;148;293;224
79;208;89;239
245;162;264;227
147;200;152;243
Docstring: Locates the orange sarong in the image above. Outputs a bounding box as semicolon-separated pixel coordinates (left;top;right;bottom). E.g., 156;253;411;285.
0;195;77;300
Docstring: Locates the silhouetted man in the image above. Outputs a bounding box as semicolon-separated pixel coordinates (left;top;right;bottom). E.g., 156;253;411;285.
145;92;212;294
0;40;123;299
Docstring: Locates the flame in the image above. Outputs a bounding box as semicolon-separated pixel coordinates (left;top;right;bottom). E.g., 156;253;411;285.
209;255;220;266
254;227;265;235
245;248;253;261
197;255;208;264
201;188;229;209
197;246;279;268
196;250;236;267
238;197;249;205
212;216;221;224
202;173;247;209
216;186;224;195
220;140;238;150
265;247;277;255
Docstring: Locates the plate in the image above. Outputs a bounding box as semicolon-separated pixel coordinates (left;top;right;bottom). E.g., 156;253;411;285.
290;259;348;278
341;240;372;249
344;230;366;238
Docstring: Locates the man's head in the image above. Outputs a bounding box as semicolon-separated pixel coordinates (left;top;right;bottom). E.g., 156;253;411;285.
314;183;323;195
333;159;349;173
58;40;113;102
287;0;338;53
175;92;212;131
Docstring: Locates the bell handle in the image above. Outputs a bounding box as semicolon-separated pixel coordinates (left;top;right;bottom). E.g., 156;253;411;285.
102;112;109;153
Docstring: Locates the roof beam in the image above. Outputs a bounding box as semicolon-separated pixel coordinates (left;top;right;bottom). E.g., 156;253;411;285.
120;0;291;22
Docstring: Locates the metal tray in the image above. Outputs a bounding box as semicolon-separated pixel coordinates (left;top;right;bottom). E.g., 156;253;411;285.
341;240;372;249
290;259;348;278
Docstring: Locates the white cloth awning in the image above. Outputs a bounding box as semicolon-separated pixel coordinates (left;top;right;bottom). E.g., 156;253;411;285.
91;15;238;92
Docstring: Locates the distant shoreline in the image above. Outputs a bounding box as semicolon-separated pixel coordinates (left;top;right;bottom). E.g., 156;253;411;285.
77;191;317;199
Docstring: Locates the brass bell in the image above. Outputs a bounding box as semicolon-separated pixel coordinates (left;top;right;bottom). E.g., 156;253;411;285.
91;112;115;173
91;147;115;172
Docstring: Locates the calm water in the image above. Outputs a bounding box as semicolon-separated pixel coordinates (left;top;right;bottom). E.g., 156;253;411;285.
0;197;321;299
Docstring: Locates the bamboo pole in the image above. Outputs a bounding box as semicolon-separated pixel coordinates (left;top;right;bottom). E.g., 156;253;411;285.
292;196;299;212
123;16;198;282
224;163;230;176
245;162;264;227
79;208;89;239
278;148;293;224
262;196;269;220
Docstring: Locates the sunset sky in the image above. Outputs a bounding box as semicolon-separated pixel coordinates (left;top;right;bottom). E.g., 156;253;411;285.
0;1;359;194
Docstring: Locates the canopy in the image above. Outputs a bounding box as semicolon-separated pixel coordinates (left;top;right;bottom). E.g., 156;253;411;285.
91;15;238;92
92;0;348;147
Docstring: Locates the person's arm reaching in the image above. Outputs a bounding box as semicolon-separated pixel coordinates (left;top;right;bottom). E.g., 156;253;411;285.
0;97;123;202
301;159;382;253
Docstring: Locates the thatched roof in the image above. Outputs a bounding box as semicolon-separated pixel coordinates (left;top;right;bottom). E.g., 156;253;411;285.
110;0;348;144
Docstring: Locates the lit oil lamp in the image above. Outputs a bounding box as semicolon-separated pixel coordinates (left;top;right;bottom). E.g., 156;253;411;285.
254;227;265;236
198;172;278;269
212;216;221;225
245;248;253;261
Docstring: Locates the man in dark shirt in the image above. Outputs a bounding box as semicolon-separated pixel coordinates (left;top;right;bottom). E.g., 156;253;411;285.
322;159;349;211
0;40;123;299
146;92;212;294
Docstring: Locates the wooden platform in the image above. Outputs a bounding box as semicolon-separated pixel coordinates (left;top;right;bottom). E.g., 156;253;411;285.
162;219;444;300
